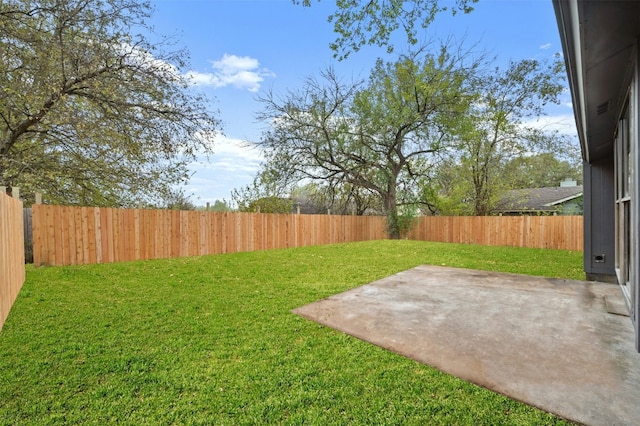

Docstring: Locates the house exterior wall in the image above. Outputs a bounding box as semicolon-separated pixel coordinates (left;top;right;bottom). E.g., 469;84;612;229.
558;196;583;215
583;156;616;282
553;0;640;351
630;49;640;334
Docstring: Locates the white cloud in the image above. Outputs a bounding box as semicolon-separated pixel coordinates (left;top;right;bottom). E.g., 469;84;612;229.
184;70;217;86
540;43;551;50
212;134;263;164
521;114;578;136
213;54;259;74
184;135;264;204
186;53;275;92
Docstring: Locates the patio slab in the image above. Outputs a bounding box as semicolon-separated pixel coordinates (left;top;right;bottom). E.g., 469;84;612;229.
293;265;640;426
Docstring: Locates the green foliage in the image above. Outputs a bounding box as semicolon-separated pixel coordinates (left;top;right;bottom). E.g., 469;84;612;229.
232;156;295;213
257;42;478;237
247;196;293;213
433;58;570;215
0;241;579;424
162;188;197;211
0;0;220;207
386;205;419;239
295;0;478;60
205;199;233;212
503;153;582;189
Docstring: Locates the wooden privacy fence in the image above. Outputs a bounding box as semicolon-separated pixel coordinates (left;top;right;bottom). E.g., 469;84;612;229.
0;193;25;331
408;215;584;251
31;205;387;266
30;205;584;267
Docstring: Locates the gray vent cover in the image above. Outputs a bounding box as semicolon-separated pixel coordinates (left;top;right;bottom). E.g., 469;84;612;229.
597;101;610;115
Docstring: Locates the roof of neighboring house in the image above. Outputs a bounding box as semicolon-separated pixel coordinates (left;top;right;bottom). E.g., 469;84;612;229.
494;185;583;214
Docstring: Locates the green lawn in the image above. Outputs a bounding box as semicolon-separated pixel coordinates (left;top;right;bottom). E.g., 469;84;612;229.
0;240;582;425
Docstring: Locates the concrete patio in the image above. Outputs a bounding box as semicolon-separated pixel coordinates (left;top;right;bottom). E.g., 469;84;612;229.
293;265;640;425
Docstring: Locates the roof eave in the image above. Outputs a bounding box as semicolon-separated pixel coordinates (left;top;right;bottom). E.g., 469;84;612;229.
553;0;589;162
544;192;584;207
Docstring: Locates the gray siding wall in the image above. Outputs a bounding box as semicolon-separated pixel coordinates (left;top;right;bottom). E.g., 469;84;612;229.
583;156;616;281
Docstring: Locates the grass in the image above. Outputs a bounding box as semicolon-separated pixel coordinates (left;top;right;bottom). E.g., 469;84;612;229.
0;240;582;425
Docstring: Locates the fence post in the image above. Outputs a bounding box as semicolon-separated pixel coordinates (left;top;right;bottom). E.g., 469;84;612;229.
11;187;19;200
35;192;42;205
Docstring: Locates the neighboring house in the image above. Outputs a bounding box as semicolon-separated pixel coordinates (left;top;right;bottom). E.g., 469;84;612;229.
554;0;640;351
494;184;583;216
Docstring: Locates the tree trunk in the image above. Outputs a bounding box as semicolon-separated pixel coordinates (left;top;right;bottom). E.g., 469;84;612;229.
384;189;401;239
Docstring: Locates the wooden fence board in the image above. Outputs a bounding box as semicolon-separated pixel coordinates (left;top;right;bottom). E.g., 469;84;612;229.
0;194;25;331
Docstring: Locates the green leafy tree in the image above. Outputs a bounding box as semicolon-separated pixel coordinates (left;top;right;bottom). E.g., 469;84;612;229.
206;200;233;212
0;0;220;207
163;188;197;211
436;58;568;215
503;152;582;189
295;0;478;60
231;156;295;213
256;45;477;238
246;197;293;214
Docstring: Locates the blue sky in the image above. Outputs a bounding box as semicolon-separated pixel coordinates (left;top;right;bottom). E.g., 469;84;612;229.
147;0;577;206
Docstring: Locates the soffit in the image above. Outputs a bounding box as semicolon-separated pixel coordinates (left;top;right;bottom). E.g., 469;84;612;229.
554;1;640;163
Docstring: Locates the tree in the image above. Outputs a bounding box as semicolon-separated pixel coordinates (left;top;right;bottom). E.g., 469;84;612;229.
256;45;477;237
293;181;383;215
502;152;582;189
295;0;478;60
163;188;197;211
206;199;233;212
231;158;295;213
435;58;568;215
0;0;220;207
